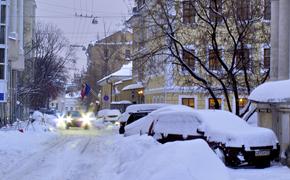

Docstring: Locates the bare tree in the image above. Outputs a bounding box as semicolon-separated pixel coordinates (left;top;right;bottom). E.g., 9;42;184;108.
19;23;75;109
131;0;270;116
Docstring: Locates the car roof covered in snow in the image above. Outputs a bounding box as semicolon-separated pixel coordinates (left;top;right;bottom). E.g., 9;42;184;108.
97;109;121;117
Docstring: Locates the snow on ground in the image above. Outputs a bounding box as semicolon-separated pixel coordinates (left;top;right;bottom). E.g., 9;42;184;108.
0;118;290;180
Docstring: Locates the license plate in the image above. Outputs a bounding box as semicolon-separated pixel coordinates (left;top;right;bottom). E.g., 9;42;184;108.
255;150;270;156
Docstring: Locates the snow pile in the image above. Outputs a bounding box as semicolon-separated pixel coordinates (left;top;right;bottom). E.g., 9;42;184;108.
97;135;230;180
249;79;290;103
0;128;57;176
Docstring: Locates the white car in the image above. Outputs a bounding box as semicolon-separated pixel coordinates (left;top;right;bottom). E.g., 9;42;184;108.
97;109;121;122
126;106;280;167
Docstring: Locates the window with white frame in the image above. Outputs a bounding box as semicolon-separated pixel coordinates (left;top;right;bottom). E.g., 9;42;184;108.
183;0;196;24
182;49;195;71
235;48;251;70
264;0;271;20
208;98;222;109
182;97;195;108
208;49;222;71
263;48;270;69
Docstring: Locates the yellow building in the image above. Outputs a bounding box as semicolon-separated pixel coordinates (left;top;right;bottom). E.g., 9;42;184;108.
127;0;270;114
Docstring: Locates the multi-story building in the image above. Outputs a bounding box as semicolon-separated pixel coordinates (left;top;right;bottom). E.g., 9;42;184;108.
0;0;36;125
86;30;133;108
127;0;271;115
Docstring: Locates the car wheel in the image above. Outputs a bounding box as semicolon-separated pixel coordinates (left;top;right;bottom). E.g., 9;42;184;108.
255;158;271;168
214;147;226;164
84;124;89;130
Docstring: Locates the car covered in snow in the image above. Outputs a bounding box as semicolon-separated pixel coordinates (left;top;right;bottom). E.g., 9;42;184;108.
62;111;93;130
118;104;170;134
126;106;280;167
97;109;121;123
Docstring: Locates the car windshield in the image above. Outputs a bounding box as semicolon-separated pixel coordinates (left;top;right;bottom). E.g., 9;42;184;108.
127;112;149;125
68;111;81;118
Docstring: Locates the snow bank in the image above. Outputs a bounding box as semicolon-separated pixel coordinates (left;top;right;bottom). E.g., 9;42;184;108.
118;138;229;180
97;135;229;180
249;79;290;103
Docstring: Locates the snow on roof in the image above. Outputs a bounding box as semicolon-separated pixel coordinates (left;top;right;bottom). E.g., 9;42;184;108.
117;137;230;180
97;109;121;117
111;100;132;104
97;62;132;85
122;82;144;91
249;79;290;103
119;104;172;123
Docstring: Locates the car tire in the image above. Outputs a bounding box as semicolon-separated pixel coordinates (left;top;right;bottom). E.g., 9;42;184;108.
255;158;271;168
84;124;89;130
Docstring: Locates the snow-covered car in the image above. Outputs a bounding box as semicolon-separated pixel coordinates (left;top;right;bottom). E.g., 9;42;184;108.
124;105;194;136
97;109;121;123
128;108;280;167
118;104;171;134
63;111;92;130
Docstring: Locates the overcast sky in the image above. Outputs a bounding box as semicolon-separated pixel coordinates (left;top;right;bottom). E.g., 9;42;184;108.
35;0;134;78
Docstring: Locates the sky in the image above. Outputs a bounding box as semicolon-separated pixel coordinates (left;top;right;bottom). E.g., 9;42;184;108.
35;0;134;78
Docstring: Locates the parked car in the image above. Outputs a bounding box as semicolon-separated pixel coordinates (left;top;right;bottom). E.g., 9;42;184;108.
124;105;194;136
126;106;280;167
63;111;92;130
97;109;121;123
118;104;170;134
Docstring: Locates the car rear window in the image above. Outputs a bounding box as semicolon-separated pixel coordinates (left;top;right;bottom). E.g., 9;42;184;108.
127;112;149;125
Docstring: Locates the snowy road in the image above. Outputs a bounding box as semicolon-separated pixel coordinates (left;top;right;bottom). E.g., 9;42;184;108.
1;126;290;180
1;128;114;180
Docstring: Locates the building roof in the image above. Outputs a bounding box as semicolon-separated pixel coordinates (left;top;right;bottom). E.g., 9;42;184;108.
97;62;132;86
122;82;144;91
249;79;290;103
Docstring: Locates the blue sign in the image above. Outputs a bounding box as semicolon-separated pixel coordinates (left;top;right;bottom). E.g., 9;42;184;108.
0;93;4;101
103;95;109;102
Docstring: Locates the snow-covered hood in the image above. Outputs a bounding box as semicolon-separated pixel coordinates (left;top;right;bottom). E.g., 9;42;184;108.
195;110;279;148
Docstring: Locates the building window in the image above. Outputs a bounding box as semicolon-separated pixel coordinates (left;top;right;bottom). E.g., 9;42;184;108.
182;49;195;71
51;103;54;107
70;107;73;111
263;48;270;69
0;64;4;79
236;48;250;70
0;48;4;63
137;0;145;9
208;98;222;109
238;98;248;109
182;98;195;108
183;1;196;24
65;107;68;110
0;25;5;44
264;0;271;20
1;5;6;24
209;49;222;70
209;0;223;23
236;0;250;21
104;48;109;58
125;49;130;59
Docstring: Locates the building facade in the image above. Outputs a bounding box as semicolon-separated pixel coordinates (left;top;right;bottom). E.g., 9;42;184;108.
0;0;36;126
127;0;270;114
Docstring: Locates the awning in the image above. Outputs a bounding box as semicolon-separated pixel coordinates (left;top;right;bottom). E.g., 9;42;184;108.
122;82;144;91
249;79;290;103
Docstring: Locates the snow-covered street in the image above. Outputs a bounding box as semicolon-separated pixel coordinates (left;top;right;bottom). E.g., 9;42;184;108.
1;124;290;180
